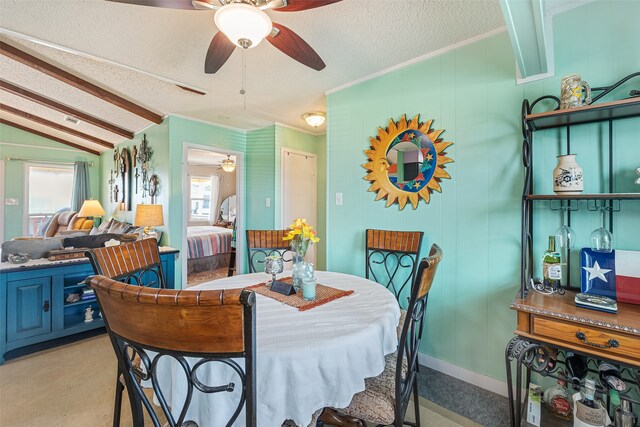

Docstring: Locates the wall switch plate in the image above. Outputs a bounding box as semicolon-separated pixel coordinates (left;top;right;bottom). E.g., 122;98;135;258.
265;197;271;208
335;193;343;206
5;198;18;206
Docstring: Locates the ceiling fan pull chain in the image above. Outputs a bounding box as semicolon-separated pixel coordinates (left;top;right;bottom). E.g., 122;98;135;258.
240;49;247;110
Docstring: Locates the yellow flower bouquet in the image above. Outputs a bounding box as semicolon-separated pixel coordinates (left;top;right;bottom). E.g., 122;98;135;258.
283;218;320;258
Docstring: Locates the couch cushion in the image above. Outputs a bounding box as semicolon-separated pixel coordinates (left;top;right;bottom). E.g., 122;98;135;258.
63;233;138;249
58;211;77;226
89;219;113;235
1;237;64;262
107;219;134;234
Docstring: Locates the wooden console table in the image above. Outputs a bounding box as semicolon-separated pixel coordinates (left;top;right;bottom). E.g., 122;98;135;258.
505;290;640;426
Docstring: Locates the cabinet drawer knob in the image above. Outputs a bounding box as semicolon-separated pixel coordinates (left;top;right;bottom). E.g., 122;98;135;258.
575;331;619;349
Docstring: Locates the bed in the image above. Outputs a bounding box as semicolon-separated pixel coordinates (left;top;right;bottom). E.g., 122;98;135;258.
186;226;233;274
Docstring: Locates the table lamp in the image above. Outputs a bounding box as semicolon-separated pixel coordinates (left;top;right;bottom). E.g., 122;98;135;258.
78;199;106;227
134;204;164;240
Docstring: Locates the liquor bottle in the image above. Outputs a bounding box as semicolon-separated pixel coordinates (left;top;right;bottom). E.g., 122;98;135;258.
615;398;638;427
565;352;588;391
580;379;598;409
543;236;562;289
543;373;573;419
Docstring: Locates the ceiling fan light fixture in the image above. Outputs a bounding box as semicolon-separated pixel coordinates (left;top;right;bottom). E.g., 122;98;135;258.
214;3;273;49
221;155;237;172
303;111;326;127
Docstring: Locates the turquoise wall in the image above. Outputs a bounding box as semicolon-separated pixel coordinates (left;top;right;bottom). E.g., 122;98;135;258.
0;124;101;240
99;121;170;244
246;125;276;230
325;0;640;381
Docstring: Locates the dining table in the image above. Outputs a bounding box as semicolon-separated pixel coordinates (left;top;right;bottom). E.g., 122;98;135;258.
150;270;400;427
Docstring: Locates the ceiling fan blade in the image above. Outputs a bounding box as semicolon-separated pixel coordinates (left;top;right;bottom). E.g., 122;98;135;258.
267;23;325;71
274;0;342;12
105;0;200;9
204;32;236;74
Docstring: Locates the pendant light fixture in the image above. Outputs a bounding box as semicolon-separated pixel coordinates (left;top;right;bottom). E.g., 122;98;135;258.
221;155;236;172
214;3;273;49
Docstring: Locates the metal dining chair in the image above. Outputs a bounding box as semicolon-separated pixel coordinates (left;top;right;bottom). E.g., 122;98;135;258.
87;275;257;427
85;239;167;427
332;243;443;427
86;238;166;288
366;229;424;305
246;229;295;273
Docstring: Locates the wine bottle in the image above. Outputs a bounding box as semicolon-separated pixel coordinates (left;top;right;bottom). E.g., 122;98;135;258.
580;379;598;409
543;236;562;289
565;352;588;391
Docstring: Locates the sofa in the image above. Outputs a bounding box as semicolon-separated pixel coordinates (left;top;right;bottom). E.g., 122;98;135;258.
1;219;154;262
43;211;93;237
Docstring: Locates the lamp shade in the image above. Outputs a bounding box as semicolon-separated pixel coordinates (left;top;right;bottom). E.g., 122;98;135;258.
134;204;164;227
221;155;236;172
214;3;272;49
77;200;105;218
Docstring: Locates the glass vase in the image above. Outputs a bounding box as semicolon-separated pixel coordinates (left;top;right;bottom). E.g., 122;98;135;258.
291;240;311;290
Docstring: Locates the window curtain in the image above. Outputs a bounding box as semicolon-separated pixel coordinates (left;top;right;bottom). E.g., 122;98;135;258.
71;161;90;211
210;174;221;224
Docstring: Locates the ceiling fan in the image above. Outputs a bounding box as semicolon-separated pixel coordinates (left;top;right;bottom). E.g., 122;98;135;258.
107;0;342;73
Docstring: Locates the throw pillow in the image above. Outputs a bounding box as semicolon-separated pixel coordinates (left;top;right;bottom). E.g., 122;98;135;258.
107;219;132;235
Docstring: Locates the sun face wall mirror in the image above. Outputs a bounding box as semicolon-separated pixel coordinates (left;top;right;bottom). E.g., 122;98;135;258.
363;114;454;210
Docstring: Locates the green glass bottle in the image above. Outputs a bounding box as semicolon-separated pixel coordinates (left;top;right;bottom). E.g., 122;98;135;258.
543;236;562;289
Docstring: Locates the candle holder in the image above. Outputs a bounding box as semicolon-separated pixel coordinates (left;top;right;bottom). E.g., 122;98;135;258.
264;255;284;287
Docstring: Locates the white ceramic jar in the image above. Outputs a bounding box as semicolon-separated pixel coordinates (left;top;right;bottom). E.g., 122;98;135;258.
553;154;584;194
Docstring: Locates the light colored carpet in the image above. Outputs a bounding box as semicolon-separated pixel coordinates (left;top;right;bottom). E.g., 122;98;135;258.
0;335;479;427
187;267;230;287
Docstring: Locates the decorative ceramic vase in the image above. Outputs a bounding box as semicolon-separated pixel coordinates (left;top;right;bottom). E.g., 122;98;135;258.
553;154;584;194
560;74;591;109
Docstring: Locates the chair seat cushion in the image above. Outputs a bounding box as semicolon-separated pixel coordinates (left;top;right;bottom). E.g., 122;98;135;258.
336;351;403;425
397;309;407;338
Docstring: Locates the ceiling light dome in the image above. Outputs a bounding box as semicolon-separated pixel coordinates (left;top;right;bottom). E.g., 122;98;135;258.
303;111;326;127
214;3;273;49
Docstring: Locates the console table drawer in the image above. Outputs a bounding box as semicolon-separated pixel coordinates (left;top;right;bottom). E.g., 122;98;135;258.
532;317;640;358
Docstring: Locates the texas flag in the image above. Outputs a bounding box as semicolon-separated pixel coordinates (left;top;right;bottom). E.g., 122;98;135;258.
580;248;616;299
616;250;640;305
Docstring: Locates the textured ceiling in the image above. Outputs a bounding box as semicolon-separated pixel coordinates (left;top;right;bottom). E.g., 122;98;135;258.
0;0;505;151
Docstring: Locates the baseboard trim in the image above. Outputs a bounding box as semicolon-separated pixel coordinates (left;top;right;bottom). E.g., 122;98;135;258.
418;353;509;397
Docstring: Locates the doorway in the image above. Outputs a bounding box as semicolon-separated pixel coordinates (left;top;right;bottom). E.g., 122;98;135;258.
281;148;317;264
182;144;244;287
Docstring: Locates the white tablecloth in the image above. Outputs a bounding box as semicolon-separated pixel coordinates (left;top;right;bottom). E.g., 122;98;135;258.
152;271;399;427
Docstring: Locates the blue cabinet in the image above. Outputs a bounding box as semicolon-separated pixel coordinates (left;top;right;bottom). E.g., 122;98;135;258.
7;277;52;342
0;249;178;364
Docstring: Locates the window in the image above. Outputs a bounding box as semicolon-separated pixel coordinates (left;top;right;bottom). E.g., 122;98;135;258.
26;164;74;236
189;175;219;222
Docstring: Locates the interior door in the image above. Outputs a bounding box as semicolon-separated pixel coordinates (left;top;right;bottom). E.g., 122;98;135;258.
282;150;317;264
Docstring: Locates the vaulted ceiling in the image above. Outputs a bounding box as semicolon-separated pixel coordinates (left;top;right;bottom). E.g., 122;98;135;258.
0;0;505;153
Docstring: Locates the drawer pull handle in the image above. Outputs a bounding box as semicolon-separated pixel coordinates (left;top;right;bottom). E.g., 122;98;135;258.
575;332;619;349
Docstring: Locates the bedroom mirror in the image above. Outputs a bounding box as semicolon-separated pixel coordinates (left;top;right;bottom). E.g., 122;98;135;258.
220;195;237;223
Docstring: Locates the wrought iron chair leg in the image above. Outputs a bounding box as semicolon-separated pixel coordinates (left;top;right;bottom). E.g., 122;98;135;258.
413;379;421;427
113;372;123;427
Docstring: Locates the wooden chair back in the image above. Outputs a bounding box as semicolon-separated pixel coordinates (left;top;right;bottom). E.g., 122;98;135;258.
365;229;424;303
246;229;294;273
395;243;442;422
86;239;165;289
87;275;256;427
